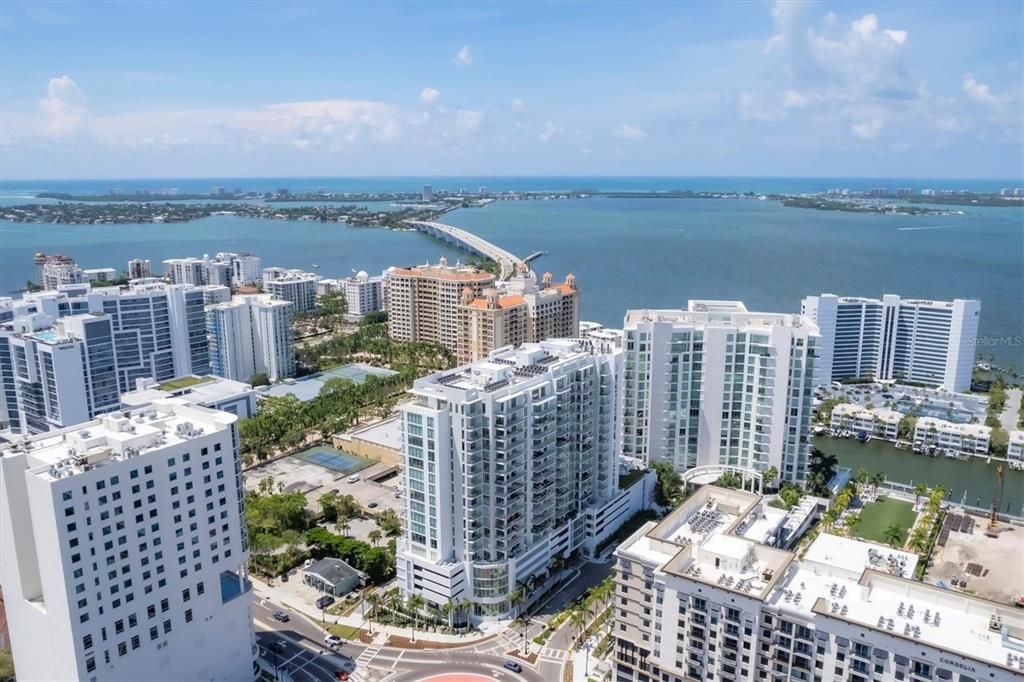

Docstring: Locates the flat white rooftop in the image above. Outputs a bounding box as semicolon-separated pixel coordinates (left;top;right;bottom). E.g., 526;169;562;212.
4;400;236;483
624;303;814;330
121;375;253;408
413;338;607;396
616;486;1024;675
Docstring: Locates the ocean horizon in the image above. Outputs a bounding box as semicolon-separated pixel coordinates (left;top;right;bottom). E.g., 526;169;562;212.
2;175;1022;197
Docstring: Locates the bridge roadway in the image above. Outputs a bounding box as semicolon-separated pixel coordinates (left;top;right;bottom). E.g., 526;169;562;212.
405;220;525;281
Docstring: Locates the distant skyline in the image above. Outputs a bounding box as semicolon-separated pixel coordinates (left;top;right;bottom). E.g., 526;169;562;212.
1;1;1022;180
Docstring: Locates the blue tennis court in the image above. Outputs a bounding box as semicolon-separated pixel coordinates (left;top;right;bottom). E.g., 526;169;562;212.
291;446;373;475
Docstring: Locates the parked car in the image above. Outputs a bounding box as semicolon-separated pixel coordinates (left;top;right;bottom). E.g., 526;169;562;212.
324;634;343;648
503;660;523;673
272;611;290;623
316;595;336;610
347;474;360;483
367;501;378;509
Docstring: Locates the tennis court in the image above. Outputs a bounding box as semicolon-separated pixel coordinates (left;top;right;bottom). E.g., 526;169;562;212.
291;446;373;475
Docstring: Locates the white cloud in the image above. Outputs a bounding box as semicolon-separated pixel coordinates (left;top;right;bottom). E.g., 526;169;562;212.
454;109;484;134
962;74;999;105
420;87;440;105
783;89;810;109
511;98;526;113
738;93;784;122
38;75;87;136
613;124;647;140
456;45;473;66
851;118;883;140
537;121;563;143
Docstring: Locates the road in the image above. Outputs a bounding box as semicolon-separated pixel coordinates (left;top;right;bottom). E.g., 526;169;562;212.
255;597;550;682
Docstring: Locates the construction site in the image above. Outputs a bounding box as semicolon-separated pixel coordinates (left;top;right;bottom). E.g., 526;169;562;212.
926;464;1024;607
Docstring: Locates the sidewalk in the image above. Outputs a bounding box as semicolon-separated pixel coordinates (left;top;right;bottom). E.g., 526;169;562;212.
252;576;508;648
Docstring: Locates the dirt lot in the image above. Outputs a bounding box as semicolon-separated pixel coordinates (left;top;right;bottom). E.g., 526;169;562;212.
928;515;1024;605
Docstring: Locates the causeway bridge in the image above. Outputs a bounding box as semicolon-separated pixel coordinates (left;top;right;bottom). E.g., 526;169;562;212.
404;220;525;281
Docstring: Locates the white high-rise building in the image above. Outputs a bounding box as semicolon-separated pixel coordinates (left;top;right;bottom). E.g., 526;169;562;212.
1;313;121;434
207;294;295;382
0;400;255;682
162;258;206;286
396;339;628;619
342;271;385;317
801;294;981;392
0;282;211;434
42;261;86;289
622;301;818;483
127;259;152;280
612;485;1023;682
262;268;319;314
229;254;262;286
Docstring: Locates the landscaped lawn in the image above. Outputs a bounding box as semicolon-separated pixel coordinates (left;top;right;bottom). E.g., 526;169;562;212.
158;375;212;391
853;497;917;545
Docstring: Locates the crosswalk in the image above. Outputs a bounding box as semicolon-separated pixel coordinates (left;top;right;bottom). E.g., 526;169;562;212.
355;646;381;668
540;647;568;661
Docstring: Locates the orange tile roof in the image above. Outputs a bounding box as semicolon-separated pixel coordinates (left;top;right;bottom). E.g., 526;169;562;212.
557;284;576;295
499;295;525;308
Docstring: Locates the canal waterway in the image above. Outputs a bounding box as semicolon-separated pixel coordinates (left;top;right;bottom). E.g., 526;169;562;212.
814;436;1024;515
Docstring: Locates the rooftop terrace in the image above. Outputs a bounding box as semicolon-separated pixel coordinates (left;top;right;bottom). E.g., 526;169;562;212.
616;485;1024;675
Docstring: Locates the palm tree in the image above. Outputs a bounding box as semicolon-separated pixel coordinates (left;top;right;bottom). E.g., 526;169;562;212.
507;589;523;622
407;594;425;643
883;523;905;548
908;526;929;554
337;514;351;538
569;605;589;648
368;529;382;547
442;599;455;630
763;465;779;492
869;471;885;496
366;592;381;631
913;483;929;508
845;513;862;538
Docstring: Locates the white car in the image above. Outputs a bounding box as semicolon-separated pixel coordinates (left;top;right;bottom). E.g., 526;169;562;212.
324;634;343;648
347;474;360;484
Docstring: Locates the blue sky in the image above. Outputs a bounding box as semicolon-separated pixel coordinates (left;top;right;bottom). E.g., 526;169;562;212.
1;0;1021;179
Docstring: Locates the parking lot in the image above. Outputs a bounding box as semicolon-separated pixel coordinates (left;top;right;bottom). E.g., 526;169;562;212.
818;382;988;424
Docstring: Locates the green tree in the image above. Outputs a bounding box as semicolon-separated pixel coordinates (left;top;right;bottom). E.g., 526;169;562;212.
762;465;779;491
248;372;270;387
913;483;929;508
651;461;684;507
883;523;906;548
319;490;339;523
376;508;402;536
368;529;383;547
569;605;589;648
407;594;425;642
898;414;918;441
845;513;862;538
908;525;930;553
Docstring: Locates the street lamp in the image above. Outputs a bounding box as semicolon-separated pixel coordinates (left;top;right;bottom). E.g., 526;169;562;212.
521;614;532;655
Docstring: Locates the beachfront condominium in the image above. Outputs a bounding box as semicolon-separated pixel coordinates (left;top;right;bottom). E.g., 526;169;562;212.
612;485;1022;682
456;271;580;363
622;301;818;483
127;258;152;280
162;257;206;286
341;271;385;318
206;294;295;382
0;281;212;434
262;267;319;314
0;400;255;682
33;252;78;287
396;339;626;619
801;294;981;392
387;257;495;353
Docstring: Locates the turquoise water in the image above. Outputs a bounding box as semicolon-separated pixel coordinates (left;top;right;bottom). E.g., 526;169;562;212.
445;198;1023;368
1;179;1021;367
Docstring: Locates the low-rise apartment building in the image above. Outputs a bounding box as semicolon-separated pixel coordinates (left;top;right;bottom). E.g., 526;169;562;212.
829;404;902;442
914;417;991;455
